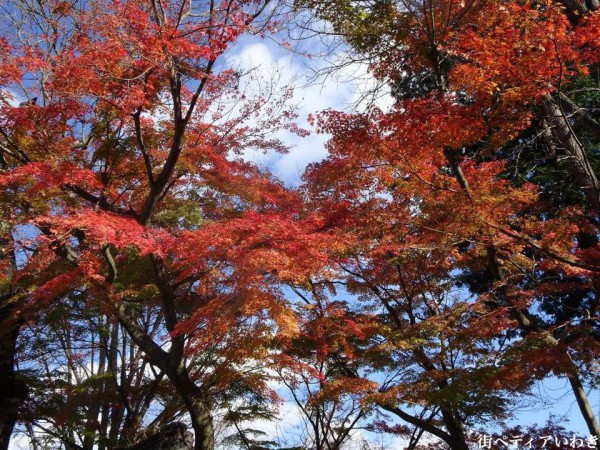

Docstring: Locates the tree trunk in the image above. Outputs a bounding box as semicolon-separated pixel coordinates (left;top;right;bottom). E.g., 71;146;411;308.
107;321;125;449
0;300;27;450
440;409;469;450
542;94;600;216
186;399;214;450
568;372;600;441
171;372;214;450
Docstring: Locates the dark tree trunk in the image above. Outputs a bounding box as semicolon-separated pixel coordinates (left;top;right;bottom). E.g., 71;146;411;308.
440;409;469;450
0;300;27;450
542;95;600;216
186;399;214;450
171;372;214;450
568;372;600;442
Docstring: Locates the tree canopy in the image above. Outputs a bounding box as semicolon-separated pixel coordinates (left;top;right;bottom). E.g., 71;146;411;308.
0;0;599;449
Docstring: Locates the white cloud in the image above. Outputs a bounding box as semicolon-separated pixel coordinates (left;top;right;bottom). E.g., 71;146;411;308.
8;433;29;450
224;36;392;186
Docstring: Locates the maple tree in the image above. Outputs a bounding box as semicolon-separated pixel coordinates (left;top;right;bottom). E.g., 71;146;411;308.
277;285;376;450
0;0;323;449
293;0;600;448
